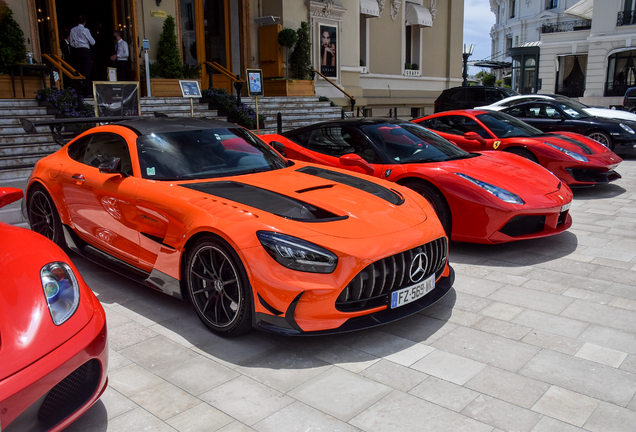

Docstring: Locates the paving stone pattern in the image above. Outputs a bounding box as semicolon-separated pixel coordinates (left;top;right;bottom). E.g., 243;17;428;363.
55;157;636;431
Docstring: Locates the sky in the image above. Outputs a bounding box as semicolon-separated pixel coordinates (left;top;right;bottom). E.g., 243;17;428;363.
463;0;497;73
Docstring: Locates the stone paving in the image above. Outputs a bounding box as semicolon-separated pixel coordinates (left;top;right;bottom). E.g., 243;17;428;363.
30;158;636;431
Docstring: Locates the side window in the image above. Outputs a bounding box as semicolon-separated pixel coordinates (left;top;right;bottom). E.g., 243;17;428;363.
447;115;490;138
307;126;380;163
83;133;133;175
486;88;506;103
67;136;92;162
449;89;466;101
465;88;485;102
503;106;525;118
286;130;313;147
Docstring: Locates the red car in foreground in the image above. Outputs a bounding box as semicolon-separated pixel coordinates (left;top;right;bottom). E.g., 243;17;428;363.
0;188;108;432
261;119;573;244
415;110;622;187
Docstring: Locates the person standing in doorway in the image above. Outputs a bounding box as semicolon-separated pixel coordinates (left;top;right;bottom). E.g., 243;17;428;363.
70;16;95;95
60;30;71;63
110;31;129;81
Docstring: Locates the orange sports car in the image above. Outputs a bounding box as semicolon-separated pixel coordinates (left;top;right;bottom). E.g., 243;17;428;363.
25;118;454;336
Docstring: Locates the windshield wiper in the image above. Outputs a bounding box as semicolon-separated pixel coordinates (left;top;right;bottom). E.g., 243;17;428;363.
443;153;479;161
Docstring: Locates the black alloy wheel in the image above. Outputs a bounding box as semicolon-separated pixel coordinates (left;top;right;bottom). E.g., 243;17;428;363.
27;185;64;246
186;236;252;336
402;180;452;238
585;130;613;150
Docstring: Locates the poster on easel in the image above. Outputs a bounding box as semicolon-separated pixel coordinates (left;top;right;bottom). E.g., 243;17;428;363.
93;81;141;117
246;69;263;97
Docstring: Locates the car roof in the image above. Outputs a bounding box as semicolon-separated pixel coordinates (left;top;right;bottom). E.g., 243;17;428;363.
282;117;406;134
114;117;236;136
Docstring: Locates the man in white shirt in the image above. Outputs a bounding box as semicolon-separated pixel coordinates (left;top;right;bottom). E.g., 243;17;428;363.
110;31;129;81
69;16;95;95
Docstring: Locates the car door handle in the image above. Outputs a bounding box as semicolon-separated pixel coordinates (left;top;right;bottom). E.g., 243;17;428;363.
72;174;85;184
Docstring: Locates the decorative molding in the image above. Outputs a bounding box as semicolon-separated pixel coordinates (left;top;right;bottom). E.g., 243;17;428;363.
378;0;386;18
430;0;437;21
525;0;531;7
390;0;401;21
309;0;345;20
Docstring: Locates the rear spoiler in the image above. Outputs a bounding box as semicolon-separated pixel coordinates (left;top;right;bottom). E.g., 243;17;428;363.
21;116;134;146
21;112;169;146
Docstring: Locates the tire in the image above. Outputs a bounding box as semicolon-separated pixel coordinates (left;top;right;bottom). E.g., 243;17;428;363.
185;236;252;336
401;180;452;238
27;185;64;246
585;130;613;150
505;147;539;163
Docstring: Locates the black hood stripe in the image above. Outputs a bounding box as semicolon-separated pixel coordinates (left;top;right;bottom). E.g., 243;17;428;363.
296;166;404;205
181;181;348;222
548;133;593;155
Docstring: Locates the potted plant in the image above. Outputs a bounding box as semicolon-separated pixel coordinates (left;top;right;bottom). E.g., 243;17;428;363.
0;1;35;98
35;87;94;132
200;87;265;129
148;15;202;97
264;22;314;97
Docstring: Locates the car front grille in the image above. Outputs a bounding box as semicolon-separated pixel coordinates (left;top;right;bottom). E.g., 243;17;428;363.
565;168;621;183
336;237;447;312
37;359;101;429
500;215;546;237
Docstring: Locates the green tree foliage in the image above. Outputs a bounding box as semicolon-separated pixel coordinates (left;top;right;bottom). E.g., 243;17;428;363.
0;1;27;74
482;73;496;86
277;28;297;49
289;22;312;80
155;15;182;78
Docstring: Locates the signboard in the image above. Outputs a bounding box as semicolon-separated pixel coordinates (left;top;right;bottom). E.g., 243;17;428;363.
107;67;117;82
151;10;166;18
93;81;141;117
319;24;338;78
179;80;201;98
246;69;263;96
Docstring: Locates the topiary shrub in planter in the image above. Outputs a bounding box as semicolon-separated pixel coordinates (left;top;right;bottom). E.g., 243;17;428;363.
155;15;182;79
0;1;27;75
289;22;312;80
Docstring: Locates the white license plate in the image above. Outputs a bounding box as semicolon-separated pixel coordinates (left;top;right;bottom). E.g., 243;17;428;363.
561;202;571;212
391;274;435;309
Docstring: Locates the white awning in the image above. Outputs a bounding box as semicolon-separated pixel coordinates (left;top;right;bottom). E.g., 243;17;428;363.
405;3;433;27
565;0;593;20
360;0;380;17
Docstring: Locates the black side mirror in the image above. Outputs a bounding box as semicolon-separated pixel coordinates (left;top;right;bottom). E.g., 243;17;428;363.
99;157;123;175
270;141;287;157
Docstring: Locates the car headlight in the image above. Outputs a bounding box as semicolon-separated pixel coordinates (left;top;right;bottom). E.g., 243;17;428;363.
454;173;525;205
620;123;635;134
257;231;338;273
544;142;588;162
41;262;80;325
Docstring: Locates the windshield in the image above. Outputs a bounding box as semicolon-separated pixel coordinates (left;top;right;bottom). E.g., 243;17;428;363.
136;127;286;180
476;111;543;138
556;101;591;119
362;122;472;163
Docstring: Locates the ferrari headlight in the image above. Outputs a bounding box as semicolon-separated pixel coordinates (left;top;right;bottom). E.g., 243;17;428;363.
41;262;80;325
620;123;635;134
454;173;525;205
257;231;338;273
544;143;588;162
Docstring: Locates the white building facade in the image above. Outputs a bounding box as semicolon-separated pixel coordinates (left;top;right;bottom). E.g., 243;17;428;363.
490;0;636;107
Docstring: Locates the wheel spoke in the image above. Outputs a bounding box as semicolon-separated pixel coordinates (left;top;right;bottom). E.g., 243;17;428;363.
201;251;219;279
191;268;215;283
201;292;216;314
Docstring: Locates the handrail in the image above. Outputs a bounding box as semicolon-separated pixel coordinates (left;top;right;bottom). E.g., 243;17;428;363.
202;61;244;83
42;54;85;80
311;68;356;111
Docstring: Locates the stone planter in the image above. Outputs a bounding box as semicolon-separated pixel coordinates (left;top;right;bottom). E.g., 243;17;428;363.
263;79;314;97
150;78;202;97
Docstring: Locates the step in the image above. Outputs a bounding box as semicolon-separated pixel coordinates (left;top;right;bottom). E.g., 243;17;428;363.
0;100;39;108
0;142;60;157
0;107;50;116
0;166;33;181
0;115;56;126
0;152;51;169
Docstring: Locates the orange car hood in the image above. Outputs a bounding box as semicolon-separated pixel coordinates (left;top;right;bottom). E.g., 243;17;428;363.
182;162;430;239
0;224;95;381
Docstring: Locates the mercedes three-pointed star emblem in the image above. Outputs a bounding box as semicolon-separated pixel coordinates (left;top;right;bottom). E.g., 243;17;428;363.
409;252;429;283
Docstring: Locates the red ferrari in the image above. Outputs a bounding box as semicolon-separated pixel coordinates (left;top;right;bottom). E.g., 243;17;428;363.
415;110;622;187
261;118;573;244
0;188;108;432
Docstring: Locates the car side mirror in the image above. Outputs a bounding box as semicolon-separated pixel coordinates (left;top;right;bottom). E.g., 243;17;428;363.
339;153;375;175
464;131;487;149
270;141;287;157
0;187;23;209
99;157;124;176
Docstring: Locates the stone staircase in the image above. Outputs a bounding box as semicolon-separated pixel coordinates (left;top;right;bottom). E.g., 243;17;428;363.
0;95;344;226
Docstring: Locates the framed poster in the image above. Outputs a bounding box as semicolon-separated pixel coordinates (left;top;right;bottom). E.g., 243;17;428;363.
179;80;202;97
93;81;140;117
319;24;338;78
107;67;117;82
246;69;264;96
